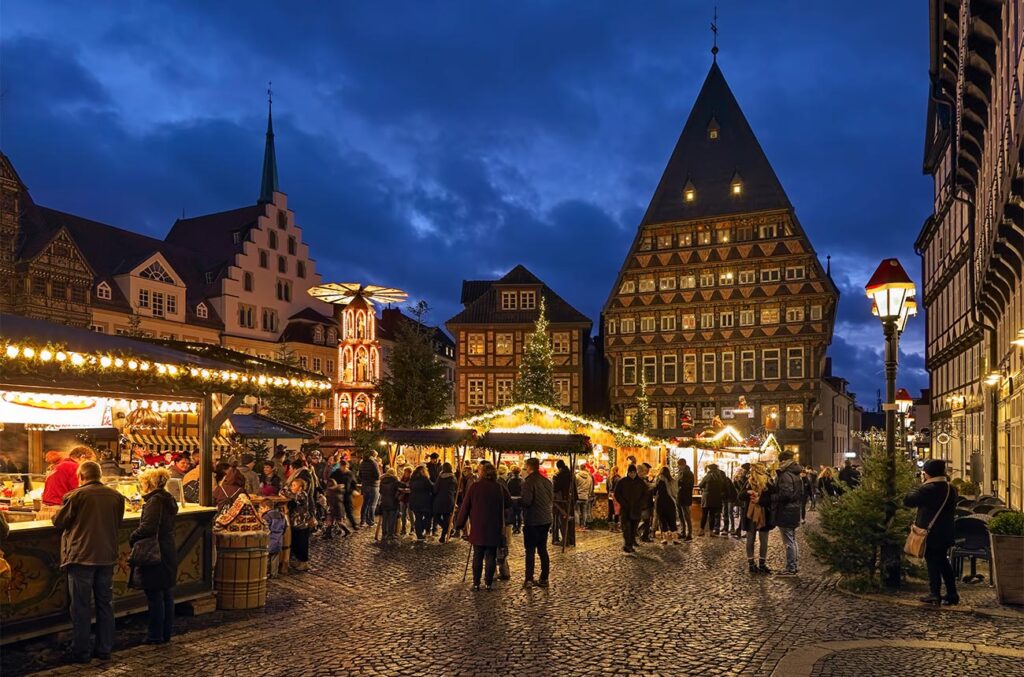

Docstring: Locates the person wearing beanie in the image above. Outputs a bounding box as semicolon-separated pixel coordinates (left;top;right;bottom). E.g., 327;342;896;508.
904;459;958;605
613;465;648;553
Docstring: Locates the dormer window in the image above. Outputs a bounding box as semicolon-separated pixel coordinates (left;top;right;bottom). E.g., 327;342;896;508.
730;171;743;196
683;179;696;203
139;261;173;284
501;290;517;310
326;328;337;344
314;325;324;344
707;117;720;140
232;231;242;244
520;290;536;309
96;282;112;300
196;303;208;319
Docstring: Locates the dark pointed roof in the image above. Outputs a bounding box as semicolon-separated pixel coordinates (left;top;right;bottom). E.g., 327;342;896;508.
640;62;791;225
258;100;279;204
447;265;591;327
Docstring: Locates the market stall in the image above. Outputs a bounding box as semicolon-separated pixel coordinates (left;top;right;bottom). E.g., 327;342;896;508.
0;314;330;642
446;403;661;521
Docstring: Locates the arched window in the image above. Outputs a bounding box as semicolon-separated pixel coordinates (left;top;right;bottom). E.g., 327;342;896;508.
343;309;353;339
139;261;173;283
326;327;337;344
244;272;254;292
356;312;366;339
268;230;278;249
355;347;369;382
313;325;324;344
370;347;379;380
341;346;354;382
277;211;287;229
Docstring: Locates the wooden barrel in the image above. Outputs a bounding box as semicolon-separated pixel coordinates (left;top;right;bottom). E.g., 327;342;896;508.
214;532;269;610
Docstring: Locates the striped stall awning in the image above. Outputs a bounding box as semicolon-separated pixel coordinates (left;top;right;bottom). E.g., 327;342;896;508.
124;434;232;452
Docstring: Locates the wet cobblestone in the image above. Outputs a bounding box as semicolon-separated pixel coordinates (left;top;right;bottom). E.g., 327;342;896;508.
3;515;1023;676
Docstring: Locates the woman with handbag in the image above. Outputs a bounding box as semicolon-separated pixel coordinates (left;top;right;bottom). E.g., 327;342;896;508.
454;461;511;591
129;467;179;644
903;459;958;605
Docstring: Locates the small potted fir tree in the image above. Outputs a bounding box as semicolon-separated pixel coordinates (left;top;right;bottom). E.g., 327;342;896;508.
988;510;1024;605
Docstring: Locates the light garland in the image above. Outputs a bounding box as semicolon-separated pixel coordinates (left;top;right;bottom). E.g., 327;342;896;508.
1;341;332;394
445;402;654;447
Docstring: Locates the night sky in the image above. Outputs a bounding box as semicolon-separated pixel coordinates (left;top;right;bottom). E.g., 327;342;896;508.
2;1;930;410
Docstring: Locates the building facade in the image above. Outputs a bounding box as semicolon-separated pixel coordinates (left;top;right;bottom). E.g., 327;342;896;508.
602;62;838;463
811;359;860;469
0;102;338;425
918;0;1023;507
446;265;592;416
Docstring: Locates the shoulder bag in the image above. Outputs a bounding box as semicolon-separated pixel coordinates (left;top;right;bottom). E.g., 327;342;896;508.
904;483;951;559
129;535;161;567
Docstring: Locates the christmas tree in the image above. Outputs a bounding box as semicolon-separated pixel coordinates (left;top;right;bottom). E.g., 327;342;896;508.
378;302;452;427
513;297;557;407
632;366;650;433
260;345;318;430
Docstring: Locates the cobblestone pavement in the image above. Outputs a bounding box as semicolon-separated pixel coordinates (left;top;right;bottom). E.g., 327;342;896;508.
4;515;1023;676
809;646;1024;677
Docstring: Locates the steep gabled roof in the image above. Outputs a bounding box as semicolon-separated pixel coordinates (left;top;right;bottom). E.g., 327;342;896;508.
446;265;591;327
460;281;491;305
640;62;791;225
164;204;263;271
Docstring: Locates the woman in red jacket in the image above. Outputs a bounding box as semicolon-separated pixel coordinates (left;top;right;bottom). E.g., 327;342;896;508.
42;447;94;506
454;461;511;591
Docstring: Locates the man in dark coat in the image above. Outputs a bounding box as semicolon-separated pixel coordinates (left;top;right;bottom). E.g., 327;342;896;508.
431;463;458;542
613;465;648;553
519;457;553;587
551;460;574;546
358;450;382;527
506;466;524;534
904;459;959;604
52;461;126;663
425;453;442;483
698;464;726;536
675;458;695;540
329;460;358;529
838;459;860;489
771;451;805;575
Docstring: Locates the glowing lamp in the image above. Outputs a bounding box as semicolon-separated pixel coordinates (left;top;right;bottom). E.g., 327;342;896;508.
894;388;914;415
1012;329;1024;347
865;258;916;324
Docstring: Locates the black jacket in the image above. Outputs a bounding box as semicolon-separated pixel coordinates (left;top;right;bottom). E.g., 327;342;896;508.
770;462;804;529
129;489;178;590
614;474;649;520
838;465;860;488
426;461;442;484
904;479;957;549
698;469;726;508
358;457;381;488
520;472;553;527
408;475;435;513
329;469;357;502
506;475;523;497
377;475;405;512
552;467;573;501
676;466;695;506
432;472;457;514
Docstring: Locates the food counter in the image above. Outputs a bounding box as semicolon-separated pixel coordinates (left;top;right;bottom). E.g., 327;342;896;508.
0;504;216;644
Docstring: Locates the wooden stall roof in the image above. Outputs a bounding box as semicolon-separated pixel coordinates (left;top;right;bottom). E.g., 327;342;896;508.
228;413;317;440
475;432;591;454
381;428;477;446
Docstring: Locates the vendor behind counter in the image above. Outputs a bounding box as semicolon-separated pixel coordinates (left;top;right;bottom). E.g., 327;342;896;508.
42;446;95;507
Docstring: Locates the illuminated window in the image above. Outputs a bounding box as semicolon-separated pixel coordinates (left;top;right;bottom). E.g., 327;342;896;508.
659;276;677;291
763;403;780;429
657;234;673;249
739;309;755;326
761;307;780;324
607;319;617;335
717;228;731;243
554;378;571;406
786;306;805;323
639;277;656;292
552;332;571;354
496;333;513;355
662;407;677;430
679;231;693;246
810;304;823;321
683;354;697;383
468;334;485;356
640;316;656;332
718;270;734;285
496;379;513;406
468;379;486;407
786;403;804;429
624;408;637;427
682;314;696;330
96;282;112;300
700;312;714;329
700;271;715;287
621;317;636;333
680;275;697;289
620;280;636;294
698;230;712;245
683;180;696;203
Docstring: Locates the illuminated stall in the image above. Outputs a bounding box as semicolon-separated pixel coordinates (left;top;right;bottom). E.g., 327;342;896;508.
0;314;330;643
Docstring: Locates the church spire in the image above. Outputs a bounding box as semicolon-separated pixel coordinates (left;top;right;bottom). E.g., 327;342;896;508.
258;82;279;204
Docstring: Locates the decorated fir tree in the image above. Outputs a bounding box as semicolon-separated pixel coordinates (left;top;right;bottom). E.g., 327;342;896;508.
513;297;557;407
377;302;452;427
260;345;319;431
632;367;650;433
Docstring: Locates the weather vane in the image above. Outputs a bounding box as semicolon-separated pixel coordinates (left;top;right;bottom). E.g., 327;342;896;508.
711;6;719;61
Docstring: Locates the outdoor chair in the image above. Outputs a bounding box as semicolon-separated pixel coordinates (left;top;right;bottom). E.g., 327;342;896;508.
957;499;976;511
954;506;973;518
955;496;972;506
975;495;1004;506
986;507;1010;519
950;516;992;585
972;503;1001;515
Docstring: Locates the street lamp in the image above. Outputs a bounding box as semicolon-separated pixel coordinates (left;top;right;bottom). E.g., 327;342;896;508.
895;387;914;459
866;257;916;589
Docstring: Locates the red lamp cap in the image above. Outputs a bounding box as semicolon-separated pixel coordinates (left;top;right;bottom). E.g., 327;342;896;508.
865;258;914;295
895;387;913;402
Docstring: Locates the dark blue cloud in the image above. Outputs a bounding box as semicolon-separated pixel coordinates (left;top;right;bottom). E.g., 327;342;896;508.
2;1;931;408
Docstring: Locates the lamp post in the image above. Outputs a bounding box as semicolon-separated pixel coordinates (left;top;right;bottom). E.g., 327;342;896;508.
865;258;917;589
895;387;914;459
